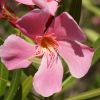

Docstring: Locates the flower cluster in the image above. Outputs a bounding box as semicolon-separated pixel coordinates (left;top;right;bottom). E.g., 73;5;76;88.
0;0;94;97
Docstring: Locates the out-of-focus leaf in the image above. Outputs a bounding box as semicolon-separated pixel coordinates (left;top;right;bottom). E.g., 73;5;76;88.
62;76;76;90
0;62;9;96
83;29;100;65
14;86;22;100
69;0;82;24
66;88;100;100
83;0;100;16
23;57;40;76
0;37;4;45
22;75;32;100
92;36;100;48
28;92;40;100
57;0;70;15
92;36;100;65
23;65;37;76
84;28;100;43
92;47;100;65
54;76;76;99
4;70;21;100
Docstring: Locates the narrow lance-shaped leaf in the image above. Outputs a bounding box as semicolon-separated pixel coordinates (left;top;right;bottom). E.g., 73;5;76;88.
92;36;100;65
0;62;9;96
13;86;22;100
0;37;4;45
83;29;100;65
4;70;21;100
62;76;76;90
66;88;100;100
82;0;100;16
22;75;33;100
69;0;82;24
57;0;71;15
54;76;76;99
84;28;99;43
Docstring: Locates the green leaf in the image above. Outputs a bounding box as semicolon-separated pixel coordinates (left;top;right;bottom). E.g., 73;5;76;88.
54;76;76;98
82;0;100;16
83;29;100;65
92;36;100;48
14;86;22;100
62;76;76;90
0;62;9;96
69;0;82;23
84;28;100;43
57;0;70;15
92;36;100;65
4;70;21;100
23;65;37;76
92;47;100;65
0;37;4;45
22;75;33;100
66;88;100;100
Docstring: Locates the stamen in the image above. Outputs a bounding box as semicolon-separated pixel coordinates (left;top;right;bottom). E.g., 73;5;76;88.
46;52;58;69
36;33;58;52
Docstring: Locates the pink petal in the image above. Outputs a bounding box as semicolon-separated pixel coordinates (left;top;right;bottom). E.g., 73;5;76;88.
15;0;34;5
32;0;58;15
55;0;60;2
16;9;50;40
46;1;58;15
0;35;38;70
58;41;94;78
33;51;63;97
32;0;47;8
0;13;4;19
48;12;86;41
0;0;4;11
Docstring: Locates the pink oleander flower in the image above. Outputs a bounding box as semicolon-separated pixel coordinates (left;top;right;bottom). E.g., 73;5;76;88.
15;0;59;15
0;9;94;97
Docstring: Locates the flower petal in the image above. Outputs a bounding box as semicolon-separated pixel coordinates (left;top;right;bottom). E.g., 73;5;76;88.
16;9;50;40
33;51;63;97
46;1;58;15
32;0;47;8
15;0;34;5
0;35;38;70
48;12;86;41
0;0;4;12
0;13;4;19
32;0;58;15
58;41;94;78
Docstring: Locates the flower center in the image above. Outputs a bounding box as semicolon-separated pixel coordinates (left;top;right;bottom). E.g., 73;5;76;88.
36;33;58;51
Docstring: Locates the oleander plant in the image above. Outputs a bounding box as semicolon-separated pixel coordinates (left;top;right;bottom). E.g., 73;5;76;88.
0;0;100;100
